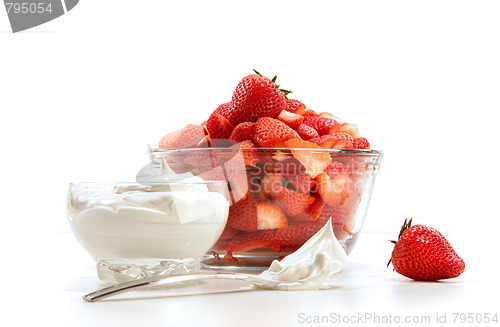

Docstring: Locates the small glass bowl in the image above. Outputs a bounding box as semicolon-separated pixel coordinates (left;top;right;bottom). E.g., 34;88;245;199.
150;147;383;270
67;181;230;283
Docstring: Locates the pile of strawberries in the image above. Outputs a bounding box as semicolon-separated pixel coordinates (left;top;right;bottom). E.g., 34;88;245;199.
159;71;374;263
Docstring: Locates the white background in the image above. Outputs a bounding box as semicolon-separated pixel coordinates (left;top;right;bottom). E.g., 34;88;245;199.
1;0;499;325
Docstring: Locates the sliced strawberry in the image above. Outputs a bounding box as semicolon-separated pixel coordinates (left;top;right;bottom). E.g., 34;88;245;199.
256;202;288;230
197;166;226;181
332;225;354;241
278;110;304;129
321;113;346;124
229;122;256;142
274;222;323;247
206;112;235;139
291;196;324;222
285;139;332;178
212;239;230;252
353;137;370;149
317;204;347;226
338;123;360;139
219;224;240;240
204;148;246;181
309;135;336;148
230;140;258;166
302;109;319;117
282;171;315;194
302;116;340;135
316;205;353;240
315;173;354;208
286;99;306;115
325;161;345;179
259;173;284;199
228;174;250;204
318;112;336;119
330;132;354;149
271;150;290;162
194;135;211;148
269;184;315;216
295;123;320;140
159;124;205;149
251;117;299;148
224;229;279;261
227;197;258;232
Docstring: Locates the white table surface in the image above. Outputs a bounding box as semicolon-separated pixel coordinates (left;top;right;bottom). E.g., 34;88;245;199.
4;231;497;327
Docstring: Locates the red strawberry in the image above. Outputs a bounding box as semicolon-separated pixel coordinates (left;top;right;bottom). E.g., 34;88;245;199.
214;101;233;118
295;123;320;140
224;229;279;261
206;112;235;139
309;134;336;148
320;112;345;124
317;205;347;226
227;73;287;125
227;197;258;232
282;171;315;194
291;196;324;222
353;137;370;149
302;109;319;117
286;99;306;115
278;110;304;129
259;173;284;199
229;122;255;142
316;205;352;240
212;239;230;252
251;117;299;148
209;139;237;147
318;112;336;119
194;135;211;148
330;132;354;149
256;202;288;230
325;161;345;179
219;224;240;240
159;124;206;148
315;172;353;207
269;184;315;216
285;139;332;178
228;174;250;204
302;116;339;135
338;123;360;139
389;219;465;281
197;166;226;181
274;222;323;247
231;140;259;166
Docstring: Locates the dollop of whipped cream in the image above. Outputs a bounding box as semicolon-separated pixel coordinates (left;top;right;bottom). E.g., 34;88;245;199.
255;219;348;290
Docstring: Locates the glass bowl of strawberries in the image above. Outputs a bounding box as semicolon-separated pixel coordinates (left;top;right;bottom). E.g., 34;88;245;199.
151;70;383;268
150;145;382;269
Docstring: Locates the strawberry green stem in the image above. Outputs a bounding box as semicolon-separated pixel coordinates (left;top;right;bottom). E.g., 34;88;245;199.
387;218;413;267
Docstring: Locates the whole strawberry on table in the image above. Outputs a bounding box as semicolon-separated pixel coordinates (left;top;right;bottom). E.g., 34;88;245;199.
157;70;380;265
388;218;465;281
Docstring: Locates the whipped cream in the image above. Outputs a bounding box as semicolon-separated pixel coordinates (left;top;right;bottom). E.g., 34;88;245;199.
68;182;229;261
256;219;348;290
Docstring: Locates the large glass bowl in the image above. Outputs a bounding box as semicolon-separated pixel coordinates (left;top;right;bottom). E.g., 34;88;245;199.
150;147;383;269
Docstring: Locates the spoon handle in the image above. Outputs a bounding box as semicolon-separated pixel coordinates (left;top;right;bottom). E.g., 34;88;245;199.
83;273;252;302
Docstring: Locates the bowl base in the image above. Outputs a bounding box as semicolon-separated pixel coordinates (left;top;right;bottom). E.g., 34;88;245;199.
96;258;200;283
202;235;359;271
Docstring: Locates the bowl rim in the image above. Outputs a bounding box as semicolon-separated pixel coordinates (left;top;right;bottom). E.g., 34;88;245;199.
150;147;383;156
